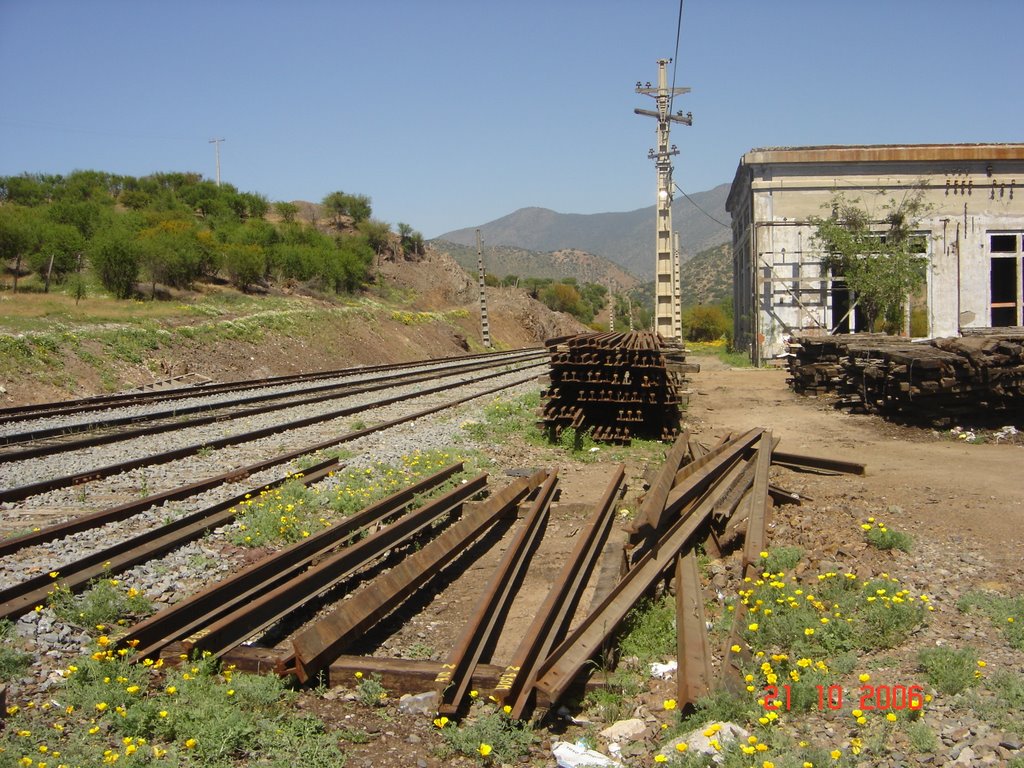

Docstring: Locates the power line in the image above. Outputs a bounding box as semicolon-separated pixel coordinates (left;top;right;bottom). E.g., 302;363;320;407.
668;0;685;117
674;183;731;230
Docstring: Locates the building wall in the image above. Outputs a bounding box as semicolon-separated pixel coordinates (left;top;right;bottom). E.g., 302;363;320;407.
726;146;1024;362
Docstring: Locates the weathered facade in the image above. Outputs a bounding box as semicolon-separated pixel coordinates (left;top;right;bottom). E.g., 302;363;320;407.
726;144;1024;362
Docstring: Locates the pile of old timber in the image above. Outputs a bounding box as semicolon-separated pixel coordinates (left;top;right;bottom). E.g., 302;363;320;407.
787;330;1024;420
539;331;694;443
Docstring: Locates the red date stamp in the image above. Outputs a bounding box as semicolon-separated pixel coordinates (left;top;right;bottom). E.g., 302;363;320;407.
763;684;925;711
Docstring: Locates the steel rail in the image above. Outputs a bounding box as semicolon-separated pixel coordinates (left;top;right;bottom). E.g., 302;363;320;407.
742;433;774;578
177;473;489;662
624;432;689;536
676;549;713;705
532;460;739;704
0;456;342;622
0;351;546;459
0;362;545;503
118;463;465;661
291;471;546;684
0;347;543;424
770;450;866;476
0;367;541;553
500;464;624;719
436;471;557;715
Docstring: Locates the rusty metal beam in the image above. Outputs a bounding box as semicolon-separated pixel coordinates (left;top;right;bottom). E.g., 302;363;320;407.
742;433;774;578
771;451;865;476
625;434;689;536
120;463;465;661
676;550;713;706
291;471;546;683
184;474;490;662
436;471;558;715
500;465;625;719
533;476;727;704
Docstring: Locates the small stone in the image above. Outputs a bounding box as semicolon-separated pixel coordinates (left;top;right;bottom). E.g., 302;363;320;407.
398;690;438;716
1000;738;1023;751
598;718;647;743
952;746;976;765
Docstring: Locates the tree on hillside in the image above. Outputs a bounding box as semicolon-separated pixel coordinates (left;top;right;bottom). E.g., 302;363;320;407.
810;191;929;333
358;219;392;262
89;222;140;299
0;205;40;290
397;222;424;256
274;201;299;224
30;221;85;290
322;191;372;225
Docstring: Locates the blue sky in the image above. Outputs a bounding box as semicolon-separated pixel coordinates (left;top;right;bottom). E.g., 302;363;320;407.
2;0;1022;238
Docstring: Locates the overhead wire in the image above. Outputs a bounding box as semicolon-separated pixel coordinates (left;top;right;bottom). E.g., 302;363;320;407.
666;0;731;232
675;183;731;230
668;0;684;117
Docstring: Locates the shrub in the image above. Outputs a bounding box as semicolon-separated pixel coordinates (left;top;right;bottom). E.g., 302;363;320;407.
682;304;730;342
918;646;982;695
89;225;140;298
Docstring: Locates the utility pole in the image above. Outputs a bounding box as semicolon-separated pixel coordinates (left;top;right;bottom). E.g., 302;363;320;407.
608;283;615;333
476;229;492;348
635;59;691;342
209;138;225;186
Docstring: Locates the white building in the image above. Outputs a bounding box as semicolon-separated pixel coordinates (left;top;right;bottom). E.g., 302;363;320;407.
726;144;1024;363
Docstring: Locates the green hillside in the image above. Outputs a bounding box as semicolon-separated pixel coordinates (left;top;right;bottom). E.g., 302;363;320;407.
680;241;732;305
430;239;640;293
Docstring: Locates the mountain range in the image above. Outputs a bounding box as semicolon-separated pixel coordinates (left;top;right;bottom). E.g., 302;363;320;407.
434;183;732;281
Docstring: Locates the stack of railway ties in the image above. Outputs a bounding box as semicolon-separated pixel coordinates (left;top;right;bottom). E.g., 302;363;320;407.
786;329;1024;421
538;331;697;443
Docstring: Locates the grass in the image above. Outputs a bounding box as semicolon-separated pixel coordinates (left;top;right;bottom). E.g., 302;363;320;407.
686;340;753;367
618;594;677;664
229;450;472;547
0;647;346;767
437;702;534;763
917;646;983;695
958;590;1024;649
462;390;543;445
861;516;913;552
0;620;32;682
46;572;152;632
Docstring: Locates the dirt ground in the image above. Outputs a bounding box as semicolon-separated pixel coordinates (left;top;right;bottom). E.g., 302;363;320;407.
686;356;1024;571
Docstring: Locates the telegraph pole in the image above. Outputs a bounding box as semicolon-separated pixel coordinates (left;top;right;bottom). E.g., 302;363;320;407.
635;59;691;342
476;229;492;348
209;138;225;186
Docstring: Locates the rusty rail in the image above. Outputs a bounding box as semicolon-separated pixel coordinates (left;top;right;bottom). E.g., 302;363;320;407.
120;463;466;660
436;471;558;715
291;471;547;683
499;464;625;719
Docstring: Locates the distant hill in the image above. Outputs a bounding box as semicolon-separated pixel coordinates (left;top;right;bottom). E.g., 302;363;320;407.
436;183;732;280
680;241;732;305
430;240;641;293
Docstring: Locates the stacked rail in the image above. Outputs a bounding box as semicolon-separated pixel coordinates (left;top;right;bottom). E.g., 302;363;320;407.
787;331;1024;420
539;331;687;443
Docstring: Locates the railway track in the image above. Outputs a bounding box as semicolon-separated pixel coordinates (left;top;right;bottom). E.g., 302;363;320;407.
0;349;545;504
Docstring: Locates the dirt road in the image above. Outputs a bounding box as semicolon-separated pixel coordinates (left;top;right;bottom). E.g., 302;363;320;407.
685;355;1024;572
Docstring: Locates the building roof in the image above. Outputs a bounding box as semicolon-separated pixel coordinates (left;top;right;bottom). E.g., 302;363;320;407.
726;143;1024;211
741;143;1024;164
